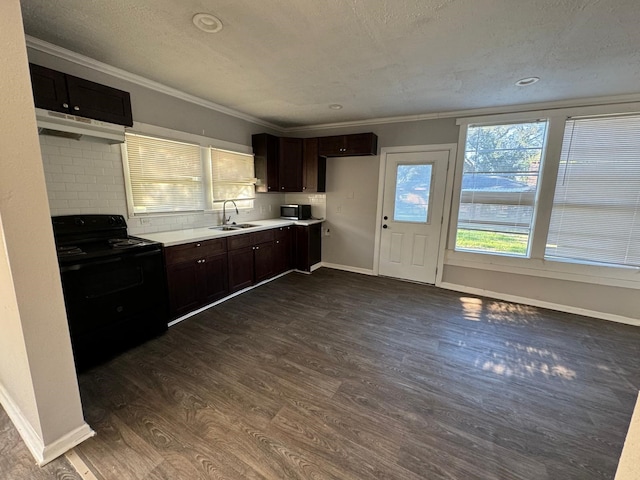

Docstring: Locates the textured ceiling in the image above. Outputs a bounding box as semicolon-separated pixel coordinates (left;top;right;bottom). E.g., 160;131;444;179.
19;0;640;128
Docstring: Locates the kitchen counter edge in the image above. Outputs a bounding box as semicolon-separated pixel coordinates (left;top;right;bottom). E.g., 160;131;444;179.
137;218;324;247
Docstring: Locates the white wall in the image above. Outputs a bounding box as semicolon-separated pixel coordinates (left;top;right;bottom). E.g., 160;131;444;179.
0;0;92;465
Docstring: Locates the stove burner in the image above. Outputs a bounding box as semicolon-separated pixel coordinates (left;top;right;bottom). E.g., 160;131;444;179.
57;245;85;256
108;238;144;248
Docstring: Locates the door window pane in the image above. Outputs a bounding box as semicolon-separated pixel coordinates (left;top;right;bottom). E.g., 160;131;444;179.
394;164;432;223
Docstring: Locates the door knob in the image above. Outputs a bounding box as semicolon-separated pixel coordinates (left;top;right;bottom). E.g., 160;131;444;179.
383;216;388;220
383;225;388;229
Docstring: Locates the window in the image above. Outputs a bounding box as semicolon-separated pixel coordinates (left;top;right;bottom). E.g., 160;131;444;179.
545;114;640;267
455;121;547;255
123;133;203;214
210;148;256;210
394;164;433;223
123;132;256;216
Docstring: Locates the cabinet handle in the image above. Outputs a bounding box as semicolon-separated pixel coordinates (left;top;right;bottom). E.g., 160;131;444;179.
73;106;80;111
201;258;206;263
62;103;69;108
196;243;201;247
302;186;306;190
281;186;285;190
276;240;280;244
256;246;260;250
196;259;201;263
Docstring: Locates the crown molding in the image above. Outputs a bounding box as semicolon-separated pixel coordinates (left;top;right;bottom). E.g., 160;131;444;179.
26;36;640;134
25;36;282;131
282;93;640;133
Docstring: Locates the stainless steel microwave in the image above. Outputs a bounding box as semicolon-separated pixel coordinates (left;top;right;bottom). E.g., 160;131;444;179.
280;204;312;220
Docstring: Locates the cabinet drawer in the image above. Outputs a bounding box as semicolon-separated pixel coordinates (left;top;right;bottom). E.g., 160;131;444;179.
227;232;253;251
165;238;227;265
251;229;275;245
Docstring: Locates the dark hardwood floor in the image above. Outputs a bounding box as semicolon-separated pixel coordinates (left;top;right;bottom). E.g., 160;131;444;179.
13;268;640;479
0;407;82;480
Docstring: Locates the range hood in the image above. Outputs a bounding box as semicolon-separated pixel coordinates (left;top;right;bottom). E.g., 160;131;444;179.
35;108;125;144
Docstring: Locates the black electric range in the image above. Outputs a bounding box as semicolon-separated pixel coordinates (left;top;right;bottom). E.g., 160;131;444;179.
52;214;168;371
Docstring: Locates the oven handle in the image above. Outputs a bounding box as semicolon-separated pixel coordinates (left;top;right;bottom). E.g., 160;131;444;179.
60;248;161;272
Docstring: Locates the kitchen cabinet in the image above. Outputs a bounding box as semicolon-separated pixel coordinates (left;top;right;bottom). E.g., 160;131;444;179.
252;134;326;193
302;137;326;193
29;63;133;127
227;229;276;292
274;225;295;274
278;137;303;192
318;132;378;157
164;238;228;318
253;133;279;193
296;223;322;272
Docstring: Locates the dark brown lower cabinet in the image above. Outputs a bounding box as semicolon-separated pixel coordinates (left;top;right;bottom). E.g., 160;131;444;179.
165;239;228;319
296;223;322;272
227;229;276;293
274;226;294;274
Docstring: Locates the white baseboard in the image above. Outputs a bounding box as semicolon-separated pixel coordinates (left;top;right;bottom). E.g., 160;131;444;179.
438;281;640;327
321;262;375;276
0;382;94;466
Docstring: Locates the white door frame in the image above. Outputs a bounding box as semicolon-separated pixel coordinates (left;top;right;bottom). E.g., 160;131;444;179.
373;144;458;285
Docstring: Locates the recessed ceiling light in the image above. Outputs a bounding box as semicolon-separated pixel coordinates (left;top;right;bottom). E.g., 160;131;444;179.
192;13;223;33
515;77;540;87
329;104;343;110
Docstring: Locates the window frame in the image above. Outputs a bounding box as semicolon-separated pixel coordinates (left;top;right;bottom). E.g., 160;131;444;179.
453;118;549;257
446;104;640;289
121;122;255;218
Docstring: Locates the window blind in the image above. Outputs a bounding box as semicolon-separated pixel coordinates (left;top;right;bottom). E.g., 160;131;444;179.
124;133;203;214
210;148;256;204
545;115;640;267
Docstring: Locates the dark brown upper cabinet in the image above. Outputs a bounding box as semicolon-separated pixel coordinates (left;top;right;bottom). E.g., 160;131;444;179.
318;132;378;157
302;137;326;193
29;63;133;127
278;137;303;192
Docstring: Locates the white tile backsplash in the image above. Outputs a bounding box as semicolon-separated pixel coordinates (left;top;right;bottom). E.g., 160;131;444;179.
284;193;327;219
40;134;288;236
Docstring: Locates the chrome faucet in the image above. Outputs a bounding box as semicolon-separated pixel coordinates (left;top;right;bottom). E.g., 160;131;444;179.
222;199;238;225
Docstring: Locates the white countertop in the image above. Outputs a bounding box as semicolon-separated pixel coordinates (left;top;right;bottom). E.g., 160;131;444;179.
137;218;324;247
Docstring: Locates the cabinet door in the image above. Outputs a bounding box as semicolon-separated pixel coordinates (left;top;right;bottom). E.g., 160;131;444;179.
278;137;303;192
252;133;279;193
29;63;69;113
254;241;276;283
274;226;294;274
228;246;255;293
318;135;345;157
345;133;378;156
201;253;228;304
65;74;133;126
166;260;202;318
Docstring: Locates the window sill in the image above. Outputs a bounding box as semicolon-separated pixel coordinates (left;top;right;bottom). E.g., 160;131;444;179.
445;250;640;290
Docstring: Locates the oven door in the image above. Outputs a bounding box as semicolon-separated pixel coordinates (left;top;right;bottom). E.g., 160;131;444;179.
60;249;168;369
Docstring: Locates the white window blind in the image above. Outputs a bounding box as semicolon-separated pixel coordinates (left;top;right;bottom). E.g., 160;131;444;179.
210;148;255;208
124;133;203;214
545;115;640;267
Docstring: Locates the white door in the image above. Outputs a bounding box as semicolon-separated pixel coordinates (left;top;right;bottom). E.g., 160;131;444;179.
378;150;449;283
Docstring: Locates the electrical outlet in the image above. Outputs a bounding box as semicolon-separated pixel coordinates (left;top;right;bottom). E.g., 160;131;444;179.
140;218;150;225
324;227;331;237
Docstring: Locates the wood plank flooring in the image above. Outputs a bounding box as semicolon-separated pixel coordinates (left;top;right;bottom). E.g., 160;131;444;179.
7;268;640;479
0;407;82;480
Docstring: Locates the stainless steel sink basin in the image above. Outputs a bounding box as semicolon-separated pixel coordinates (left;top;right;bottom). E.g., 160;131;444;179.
208;223;258;231
209;225;241;231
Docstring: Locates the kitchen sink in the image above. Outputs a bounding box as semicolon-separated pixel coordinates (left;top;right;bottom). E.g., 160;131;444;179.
208;223;258;231
209;225;241;231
